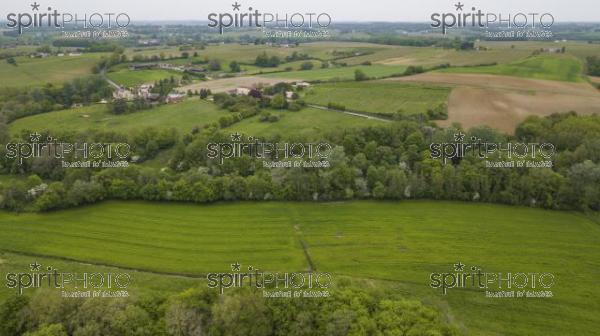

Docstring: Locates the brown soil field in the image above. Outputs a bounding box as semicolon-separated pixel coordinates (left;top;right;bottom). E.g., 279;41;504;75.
179;76;300;93
590;76;600;84
388;73;600;133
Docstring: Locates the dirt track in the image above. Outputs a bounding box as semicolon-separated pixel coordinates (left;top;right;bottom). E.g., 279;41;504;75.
387;73;600;133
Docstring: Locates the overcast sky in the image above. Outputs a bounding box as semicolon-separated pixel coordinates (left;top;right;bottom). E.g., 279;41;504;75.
2;0;599;22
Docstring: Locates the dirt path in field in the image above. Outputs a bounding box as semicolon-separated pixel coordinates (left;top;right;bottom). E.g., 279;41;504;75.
308;104;391;122
388;73;600;134
179;75;301;93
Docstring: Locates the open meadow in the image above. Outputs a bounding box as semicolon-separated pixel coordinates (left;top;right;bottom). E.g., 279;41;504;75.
0;53;107;89
0;200;598;336
106;68;183;87
224;106;383;138
261;64;407;81
437;55;585;82
8;99;224;135
302;81;450;115
8;99;385;138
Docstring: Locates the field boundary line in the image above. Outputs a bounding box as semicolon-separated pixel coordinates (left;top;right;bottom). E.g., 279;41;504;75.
0;249;206;280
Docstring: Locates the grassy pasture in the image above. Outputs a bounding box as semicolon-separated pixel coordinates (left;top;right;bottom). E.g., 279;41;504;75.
302;81;450;115
477;40;600;61
0;201;598;335
0;252;199;302
0;53;107;89
9;99;225;135
244;60;324;74
127;44;299;65
8;100;382;139
341;41;600;68
153;42;393;65
106;68;183;87
438;54;585;82
261;64;407;81
345;45;533;67
225;106;383;139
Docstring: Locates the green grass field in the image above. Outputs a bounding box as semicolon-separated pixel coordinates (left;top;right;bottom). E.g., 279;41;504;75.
0;252;199;302
344;45;533;67
438;55;585;82
0;200;598;335
262;64;407;81
244;60;324;75
225;106;383;139
9;102;383;139
477;40;600;62
303;81;450;115
0;53;107;89
8;99;225;135
106;68;183;87
331;41;600;68
129;42;392;66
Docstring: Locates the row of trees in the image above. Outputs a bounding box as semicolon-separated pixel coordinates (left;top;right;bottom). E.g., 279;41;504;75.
587;56;600;76
0;112;598;212
0;282;458;336
0;76;113;121
255;52;282;67
212;88;304;128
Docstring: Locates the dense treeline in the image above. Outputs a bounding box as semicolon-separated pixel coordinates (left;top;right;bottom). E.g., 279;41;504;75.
0;112;598;212
344;35;475;50
255;52;282;67
51;40;125;53
0;282;458;336
587;56;600;76
212;88;304;128
0;76;112;122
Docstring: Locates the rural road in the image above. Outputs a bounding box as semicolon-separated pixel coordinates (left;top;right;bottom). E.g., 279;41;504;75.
100;68;122;89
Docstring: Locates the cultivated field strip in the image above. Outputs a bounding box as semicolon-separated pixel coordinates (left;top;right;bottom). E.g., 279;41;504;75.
0;201;598;335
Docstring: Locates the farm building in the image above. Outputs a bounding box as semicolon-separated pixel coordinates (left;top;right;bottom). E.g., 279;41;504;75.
166;93;186;103
229;87;251;96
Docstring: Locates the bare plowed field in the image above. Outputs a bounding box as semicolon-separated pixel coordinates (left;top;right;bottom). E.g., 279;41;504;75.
388;73;600;133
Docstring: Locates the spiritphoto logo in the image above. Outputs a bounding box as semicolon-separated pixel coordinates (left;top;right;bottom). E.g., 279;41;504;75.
206;133;332;168
430;2;554;35
207;262;332;298
429;132;555;167
5;2;131;34
430;262;555;298
5;132;131;167
5;261;131;297
207;2;332;34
